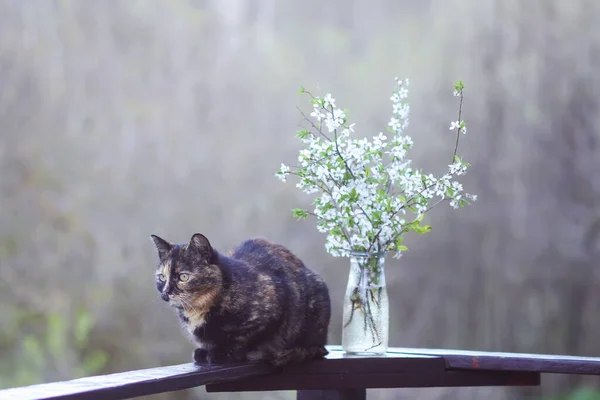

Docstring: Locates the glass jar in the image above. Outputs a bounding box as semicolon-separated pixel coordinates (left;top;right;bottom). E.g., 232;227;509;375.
341;252;389;354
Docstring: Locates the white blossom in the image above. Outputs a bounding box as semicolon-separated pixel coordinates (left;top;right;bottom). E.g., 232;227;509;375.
324;108;346;132
398;87;409;99
388;117;402;132
373;132;387;148
449;161;467;176
277;78;476;258
311;108;325;121
323;93;335;108
276;163;291;182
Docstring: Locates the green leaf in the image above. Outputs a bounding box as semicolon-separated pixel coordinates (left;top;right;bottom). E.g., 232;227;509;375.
46;313;66;359
413;224;432;234
292;208;309;220
372;211;382;224
454;80;465;92
296;129;310;139
74;309;95;348
82;350;109;375
349;188;358;203
22;335;44;369
394;236;408;252
298;85;306;94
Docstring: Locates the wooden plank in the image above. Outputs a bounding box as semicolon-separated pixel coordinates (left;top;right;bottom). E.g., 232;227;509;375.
297;389;366;400
9;345;589;399
207;350;540;392
281;351;447;375
208;370;540;392
371;346;600;375
0;362;277;400
208;370;539;392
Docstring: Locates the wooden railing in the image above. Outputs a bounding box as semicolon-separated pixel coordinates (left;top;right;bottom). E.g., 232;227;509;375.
2;345;600;400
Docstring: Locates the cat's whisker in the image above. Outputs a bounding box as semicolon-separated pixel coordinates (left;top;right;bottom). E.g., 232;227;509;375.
180;298;193;312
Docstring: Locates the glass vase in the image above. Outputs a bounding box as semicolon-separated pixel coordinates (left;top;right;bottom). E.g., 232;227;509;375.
342;252;389;355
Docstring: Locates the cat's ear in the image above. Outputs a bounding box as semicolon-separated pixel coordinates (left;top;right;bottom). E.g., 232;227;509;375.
150;234;172;261
188;233;213;259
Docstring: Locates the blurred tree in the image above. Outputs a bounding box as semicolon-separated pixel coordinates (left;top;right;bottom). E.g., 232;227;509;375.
0;1;599;399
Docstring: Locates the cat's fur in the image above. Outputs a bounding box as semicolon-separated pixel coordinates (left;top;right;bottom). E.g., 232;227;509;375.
150;233;331;366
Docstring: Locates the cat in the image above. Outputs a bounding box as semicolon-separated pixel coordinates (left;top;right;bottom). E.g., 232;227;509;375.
150;233;331;367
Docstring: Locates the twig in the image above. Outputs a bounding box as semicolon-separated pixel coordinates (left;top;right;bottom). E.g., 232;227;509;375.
297;106;332;142
366;180;437;253
329;104;357;181
451;89;464;164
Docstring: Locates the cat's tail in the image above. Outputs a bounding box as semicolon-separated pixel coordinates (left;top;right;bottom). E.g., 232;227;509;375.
269;346;328;367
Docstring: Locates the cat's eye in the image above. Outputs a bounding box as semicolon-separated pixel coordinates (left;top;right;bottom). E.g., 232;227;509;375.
179;273;190;282
157;274;166;282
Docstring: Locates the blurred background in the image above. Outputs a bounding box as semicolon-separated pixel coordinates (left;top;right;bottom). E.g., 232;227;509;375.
1;1;599;399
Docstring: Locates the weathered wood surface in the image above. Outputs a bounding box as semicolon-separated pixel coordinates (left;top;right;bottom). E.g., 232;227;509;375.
0;362;277;400
377;347;600;375
297;389;367;400
206;350;539;392
4;345;600;400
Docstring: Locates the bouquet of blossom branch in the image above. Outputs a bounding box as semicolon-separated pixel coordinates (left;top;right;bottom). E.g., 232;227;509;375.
276;78;476;259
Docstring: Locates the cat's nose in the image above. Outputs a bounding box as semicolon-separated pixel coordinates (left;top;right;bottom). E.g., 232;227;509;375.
161;292;169;302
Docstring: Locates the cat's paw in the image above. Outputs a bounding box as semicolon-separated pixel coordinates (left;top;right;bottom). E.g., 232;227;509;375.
193;348;209;364
206;348;235;365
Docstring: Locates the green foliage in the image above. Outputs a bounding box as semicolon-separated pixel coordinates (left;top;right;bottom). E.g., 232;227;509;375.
277;79;475;258
539;388;600;400
0;234;20;260
296;129;311;140
292;208;309;220
1;2;600;399
453;80;465;93
0;308;109;389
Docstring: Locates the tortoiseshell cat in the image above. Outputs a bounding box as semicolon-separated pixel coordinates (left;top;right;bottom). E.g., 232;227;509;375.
150;233;331;366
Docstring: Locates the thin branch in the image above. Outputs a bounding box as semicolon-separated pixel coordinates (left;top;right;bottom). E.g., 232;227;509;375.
287;154;330;171
296;106;332;142
329;104;357;181
451;89;464;164
323;104;377;235
366;180;438;253
303;99;374;237
383;197;447;250
423;197;447;215
310;183;353;244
